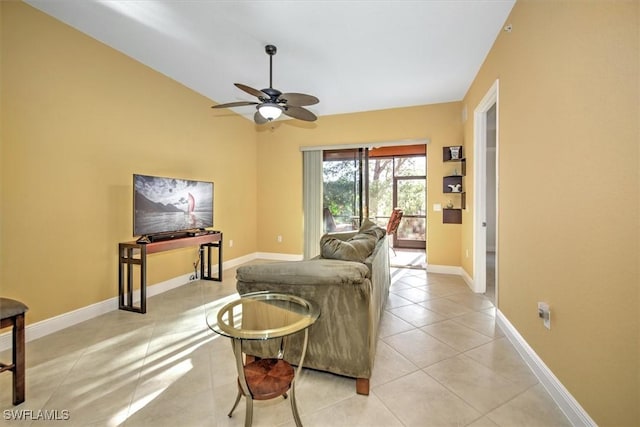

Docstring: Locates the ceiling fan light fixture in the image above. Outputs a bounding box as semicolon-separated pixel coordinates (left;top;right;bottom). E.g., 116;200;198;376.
258;103;283;121
213;44;318;123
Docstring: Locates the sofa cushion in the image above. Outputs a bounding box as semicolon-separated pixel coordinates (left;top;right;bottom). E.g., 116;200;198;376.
320;219;385;263
237;259;369;285
320;233;375;262
358;219;386;240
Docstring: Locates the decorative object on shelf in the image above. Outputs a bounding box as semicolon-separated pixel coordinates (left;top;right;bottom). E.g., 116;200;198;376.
447;184;461;193
442;146;465;224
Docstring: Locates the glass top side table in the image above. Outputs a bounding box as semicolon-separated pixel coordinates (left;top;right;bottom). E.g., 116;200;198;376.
207;292;320;427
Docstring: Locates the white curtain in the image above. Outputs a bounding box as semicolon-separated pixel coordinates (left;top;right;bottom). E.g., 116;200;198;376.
303;150;323;259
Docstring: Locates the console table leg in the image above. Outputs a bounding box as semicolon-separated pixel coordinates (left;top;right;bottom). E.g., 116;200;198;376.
199;246;205;280
200;241;223;281
218;239;223;280
126;248;134;308
140;245;147;313
118;248;124;309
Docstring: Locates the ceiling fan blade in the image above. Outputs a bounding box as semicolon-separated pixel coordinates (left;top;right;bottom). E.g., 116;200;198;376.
254;110;268;125
211;101;259;109
281;93;319;107
284;106;317;122
235;83;268;99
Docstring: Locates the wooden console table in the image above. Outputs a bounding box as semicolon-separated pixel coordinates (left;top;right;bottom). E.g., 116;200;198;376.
118;231;223;313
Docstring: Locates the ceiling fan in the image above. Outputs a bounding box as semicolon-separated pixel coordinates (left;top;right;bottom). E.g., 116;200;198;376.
211;44;319;124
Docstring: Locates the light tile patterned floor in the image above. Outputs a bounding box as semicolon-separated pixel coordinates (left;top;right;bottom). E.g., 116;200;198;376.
0;264;571;426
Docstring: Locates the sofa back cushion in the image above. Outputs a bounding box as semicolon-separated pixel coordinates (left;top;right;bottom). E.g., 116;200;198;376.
320;234;375;263
357;219;386;240
320;219;385;263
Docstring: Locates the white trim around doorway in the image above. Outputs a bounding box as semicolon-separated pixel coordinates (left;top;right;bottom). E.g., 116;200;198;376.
473;79;499;295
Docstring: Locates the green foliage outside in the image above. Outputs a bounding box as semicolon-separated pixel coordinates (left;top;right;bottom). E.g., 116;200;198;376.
323;156;426;232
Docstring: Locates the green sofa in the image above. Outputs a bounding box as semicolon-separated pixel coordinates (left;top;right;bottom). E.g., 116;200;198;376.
235;220;391;395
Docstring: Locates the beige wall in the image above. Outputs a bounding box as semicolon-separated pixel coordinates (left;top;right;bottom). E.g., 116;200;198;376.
462;1;639;425
4;1;639;424
255;104;464;266
1;2;258;323
1;1;465;323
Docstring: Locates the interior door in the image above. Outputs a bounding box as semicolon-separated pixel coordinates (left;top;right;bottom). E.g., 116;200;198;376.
473;80;499;295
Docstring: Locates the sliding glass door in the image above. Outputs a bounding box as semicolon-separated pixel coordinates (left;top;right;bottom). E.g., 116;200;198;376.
322;148;367;233
395;176;426;249
322;146;426;250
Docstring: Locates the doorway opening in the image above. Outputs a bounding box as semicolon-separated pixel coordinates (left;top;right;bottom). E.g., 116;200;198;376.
485;104;497;301
473;80;499;302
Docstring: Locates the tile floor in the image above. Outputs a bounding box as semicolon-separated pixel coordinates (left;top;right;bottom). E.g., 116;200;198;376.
390;248;427;270
0;263;571;426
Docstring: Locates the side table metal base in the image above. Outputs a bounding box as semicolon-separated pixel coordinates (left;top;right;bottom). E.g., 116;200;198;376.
208;292;318;427
229;337;307;427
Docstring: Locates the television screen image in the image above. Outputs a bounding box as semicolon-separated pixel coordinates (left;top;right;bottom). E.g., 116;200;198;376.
133;174;213;236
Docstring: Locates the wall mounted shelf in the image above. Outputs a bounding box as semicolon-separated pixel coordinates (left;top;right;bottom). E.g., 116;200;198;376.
442;146;466;224
443;208;462;224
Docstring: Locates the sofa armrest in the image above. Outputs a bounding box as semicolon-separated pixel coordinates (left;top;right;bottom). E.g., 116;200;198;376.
367;235;391;353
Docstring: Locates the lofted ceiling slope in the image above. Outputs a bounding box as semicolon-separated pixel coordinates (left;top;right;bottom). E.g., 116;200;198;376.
24;0;515;121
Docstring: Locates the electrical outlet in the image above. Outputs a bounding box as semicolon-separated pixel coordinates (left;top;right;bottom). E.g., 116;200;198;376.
277;235;283;243
229;240;234;248
538;302;551;329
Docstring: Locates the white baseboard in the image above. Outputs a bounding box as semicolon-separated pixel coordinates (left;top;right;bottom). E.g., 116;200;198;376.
254;252;304;261
220;253;254;270
425;264;477;293
496;310;597;427
4;294;118;351
425;264;463;275
0;297;112;353
396;263;593;425
0;272;192;352
2;255;594;427
0;252;304;352
460;267;474;290
147;273;194;299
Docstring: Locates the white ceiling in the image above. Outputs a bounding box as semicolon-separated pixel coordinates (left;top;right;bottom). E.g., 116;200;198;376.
25;0;515;121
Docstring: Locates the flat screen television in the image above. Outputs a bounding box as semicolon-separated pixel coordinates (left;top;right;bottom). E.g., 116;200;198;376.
133;174;214;237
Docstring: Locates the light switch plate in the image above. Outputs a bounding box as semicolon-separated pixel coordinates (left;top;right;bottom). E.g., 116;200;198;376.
538;302;551;329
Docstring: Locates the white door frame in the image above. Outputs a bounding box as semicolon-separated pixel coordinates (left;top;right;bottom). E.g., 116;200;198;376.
473;80;499;295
